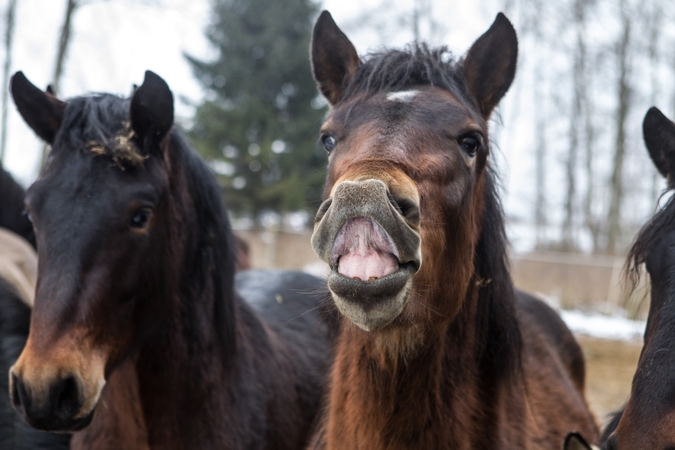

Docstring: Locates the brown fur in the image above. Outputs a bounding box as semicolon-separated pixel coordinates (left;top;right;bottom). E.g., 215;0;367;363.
308;12;597;449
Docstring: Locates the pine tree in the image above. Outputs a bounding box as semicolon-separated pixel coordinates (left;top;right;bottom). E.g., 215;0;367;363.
187;0;326;223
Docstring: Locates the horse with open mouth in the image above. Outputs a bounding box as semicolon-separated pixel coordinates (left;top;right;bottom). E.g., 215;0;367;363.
308;11;598;449
7;70;335;449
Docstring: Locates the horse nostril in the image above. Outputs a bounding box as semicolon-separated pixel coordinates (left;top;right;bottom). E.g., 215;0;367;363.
315;198;333;223
50;375;82;421
10;371;28;412
388;193;420;226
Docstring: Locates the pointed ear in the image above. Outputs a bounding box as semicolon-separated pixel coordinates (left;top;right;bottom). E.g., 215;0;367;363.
130;71;174;144
10;72;66;144
562;432;596;450
311;10;360;105
643;106;675;185
462;13;518;118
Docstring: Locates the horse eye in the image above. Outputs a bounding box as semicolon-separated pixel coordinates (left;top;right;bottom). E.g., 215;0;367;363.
322;134;337;153
459;135;479;156
129;208;153;229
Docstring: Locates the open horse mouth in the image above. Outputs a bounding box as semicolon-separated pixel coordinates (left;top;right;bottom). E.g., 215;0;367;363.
331;216;400;280
312;179;421;332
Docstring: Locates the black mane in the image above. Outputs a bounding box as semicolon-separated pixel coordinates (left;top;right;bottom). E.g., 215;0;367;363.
474;168;523;383
626;191;675;288
52;94;129;156
0;167;34;247
50;93;237;354
340;44;475;110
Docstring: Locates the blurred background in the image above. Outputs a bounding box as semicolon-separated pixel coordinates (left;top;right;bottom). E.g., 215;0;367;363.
0;0;671;423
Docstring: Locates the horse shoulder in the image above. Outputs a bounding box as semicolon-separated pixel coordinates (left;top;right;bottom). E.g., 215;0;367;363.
515;290;599;443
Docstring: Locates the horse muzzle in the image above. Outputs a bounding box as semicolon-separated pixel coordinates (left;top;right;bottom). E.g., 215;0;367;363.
312;178;421;331
9;343;106;432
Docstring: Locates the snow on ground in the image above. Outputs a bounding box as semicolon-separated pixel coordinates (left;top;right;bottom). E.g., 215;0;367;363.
560;310;645;341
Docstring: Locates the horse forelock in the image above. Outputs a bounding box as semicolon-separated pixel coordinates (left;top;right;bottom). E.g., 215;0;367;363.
52;94;147;170
339;43;474;111
85;121;147;170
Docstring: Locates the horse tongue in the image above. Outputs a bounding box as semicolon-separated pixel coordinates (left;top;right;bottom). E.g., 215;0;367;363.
335;217;399;281
338;250;399;280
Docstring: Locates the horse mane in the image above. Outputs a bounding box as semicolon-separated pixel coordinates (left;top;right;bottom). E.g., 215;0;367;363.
625;190;675;290
473;169;523;383
343;45;522;380
51;93;238;356
168;129;238;354
340;44;475;111
0;167;34;247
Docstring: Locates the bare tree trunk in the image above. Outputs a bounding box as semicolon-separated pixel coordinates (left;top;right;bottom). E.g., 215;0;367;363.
561;0;589;251
52;0;77;96
583;86;597;250
40;0;78;168
412;0;420;42
648;0;662;205
606;3;631;255
580;1;598;251
0;0;17;165
534;62;547;248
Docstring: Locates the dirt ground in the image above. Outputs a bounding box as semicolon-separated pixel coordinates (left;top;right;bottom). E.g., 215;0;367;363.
577;336;643;428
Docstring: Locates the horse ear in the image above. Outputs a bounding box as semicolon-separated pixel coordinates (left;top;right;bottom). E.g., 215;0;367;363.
643;106;675;184
462;13;518;118
311;10;360;105
10;72;66;144
130;71;174;144
562;432;596;450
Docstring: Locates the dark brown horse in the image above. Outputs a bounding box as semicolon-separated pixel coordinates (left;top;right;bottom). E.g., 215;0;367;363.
8;70;335;449
598;107;675;450
0;168;69;449
0;166;34;248
308;11;598;449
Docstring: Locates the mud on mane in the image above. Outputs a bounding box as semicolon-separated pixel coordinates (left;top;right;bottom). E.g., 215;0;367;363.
52;94;146;169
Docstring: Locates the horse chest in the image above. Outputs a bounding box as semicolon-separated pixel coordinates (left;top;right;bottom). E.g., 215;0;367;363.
71;360;150;450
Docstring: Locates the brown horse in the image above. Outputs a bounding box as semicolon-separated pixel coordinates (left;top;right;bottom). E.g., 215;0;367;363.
8;71;335;449
597;107;675;450
308;11;598;449
0;228;70;449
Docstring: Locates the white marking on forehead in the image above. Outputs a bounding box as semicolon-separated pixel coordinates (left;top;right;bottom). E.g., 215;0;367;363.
386;90;419;103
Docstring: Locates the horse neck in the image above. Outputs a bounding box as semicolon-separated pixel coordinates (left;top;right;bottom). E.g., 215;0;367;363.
633;278;675;395
326;284;521;449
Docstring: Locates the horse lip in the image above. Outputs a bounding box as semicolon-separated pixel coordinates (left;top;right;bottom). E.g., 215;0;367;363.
24;406;95;433
327;263;416;332
328;262;417;298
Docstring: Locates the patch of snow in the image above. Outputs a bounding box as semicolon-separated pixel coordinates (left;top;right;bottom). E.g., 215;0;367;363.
560;309;646;341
